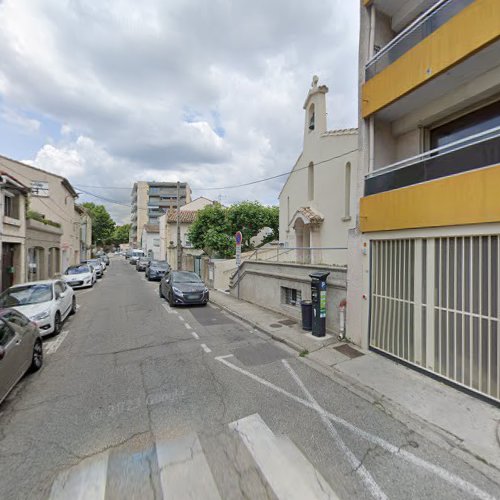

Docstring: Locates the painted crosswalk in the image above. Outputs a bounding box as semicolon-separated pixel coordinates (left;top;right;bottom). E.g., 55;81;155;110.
47;413;338;500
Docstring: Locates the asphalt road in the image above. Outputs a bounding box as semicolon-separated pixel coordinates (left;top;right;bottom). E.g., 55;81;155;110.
0;257;499;500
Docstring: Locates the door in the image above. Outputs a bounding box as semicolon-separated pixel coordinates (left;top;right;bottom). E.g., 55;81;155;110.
2;243;15;291
2;310;32;372
0;320;23;399
55;281;71;317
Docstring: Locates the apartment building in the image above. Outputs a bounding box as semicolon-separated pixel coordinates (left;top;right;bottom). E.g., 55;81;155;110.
348;0;500;402
130;181;191;247
0;155;80;276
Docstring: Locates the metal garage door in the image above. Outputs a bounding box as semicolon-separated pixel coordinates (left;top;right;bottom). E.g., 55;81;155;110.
370;236;499;403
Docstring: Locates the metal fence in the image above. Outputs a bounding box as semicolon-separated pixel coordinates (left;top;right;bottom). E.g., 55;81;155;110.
249;246;347;267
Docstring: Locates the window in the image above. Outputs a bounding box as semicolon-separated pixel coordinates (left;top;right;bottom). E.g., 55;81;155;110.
0;321;15;347
344;162;351;219
307;163;314;201
308;104;315;131
4;192;19;219
430;100;500;149
282;287;302;306
3;310;29;328
54;282;64;296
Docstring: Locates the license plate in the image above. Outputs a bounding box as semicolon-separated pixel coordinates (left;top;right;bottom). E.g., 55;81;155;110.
187;295;199;299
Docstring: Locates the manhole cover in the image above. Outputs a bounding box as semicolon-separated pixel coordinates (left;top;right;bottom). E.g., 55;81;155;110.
278;319;297;326
269;323;283;328
334;344;364;359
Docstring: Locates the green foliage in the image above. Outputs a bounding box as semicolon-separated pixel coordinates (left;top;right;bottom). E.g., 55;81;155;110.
188;201;279;258
26;210;61;228
111;224;131;245
82;202;116;245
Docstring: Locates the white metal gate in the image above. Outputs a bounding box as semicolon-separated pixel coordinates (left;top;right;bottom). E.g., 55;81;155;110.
370;236;500;402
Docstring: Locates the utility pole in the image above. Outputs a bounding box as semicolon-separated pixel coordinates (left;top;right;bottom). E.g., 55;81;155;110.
176;181;182;270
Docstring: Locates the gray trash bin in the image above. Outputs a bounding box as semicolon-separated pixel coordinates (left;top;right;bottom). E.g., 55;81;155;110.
301;300;312;331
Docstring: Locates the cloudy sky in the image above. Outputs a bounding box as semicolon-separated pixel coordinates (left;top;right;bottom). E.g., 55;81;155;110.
0;0;359;223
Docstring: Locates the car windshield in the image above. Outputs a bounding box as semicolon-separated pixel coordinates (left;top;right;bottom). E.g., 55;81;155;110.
172;272;202;284
88;260;101;266
0;284;53;306
152;261;169;269
65;265;90;275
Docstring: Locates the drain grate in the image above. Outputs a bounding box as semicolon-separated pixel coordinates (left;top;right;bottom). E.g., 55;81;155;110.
278;319;297;326
269;323;283;328
334;344;364;359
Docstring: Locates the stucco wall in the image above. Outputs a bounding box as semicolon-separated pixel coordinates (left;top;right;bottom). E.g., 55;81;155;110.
229;260;347;335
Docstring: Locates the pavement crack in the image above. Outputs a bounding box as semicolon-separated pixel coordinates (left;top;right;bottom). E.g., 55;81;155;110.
79;337;192;357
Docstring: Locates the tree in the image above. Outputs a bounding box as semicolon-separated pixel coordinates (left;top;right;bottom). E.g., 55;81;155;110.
82;202;116;246
188;201;279;258
111;224;131;245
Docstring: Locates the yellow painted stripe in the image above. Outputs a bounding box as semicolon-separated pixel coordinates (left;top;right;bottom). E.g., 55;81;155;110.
362;0;500;118
360;164;500;232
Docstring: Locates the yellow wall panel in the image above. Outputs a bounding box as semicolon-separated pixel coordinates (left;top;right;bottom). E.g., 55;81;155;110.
362;0;500;117
360;164;500;232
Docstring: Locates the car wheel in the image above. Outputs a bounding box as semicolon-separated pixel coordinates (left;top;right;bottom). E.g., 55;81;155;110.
168;292;174;306
159;285;164;298
70;296;77;315
54;312;62;335
29;339;43;372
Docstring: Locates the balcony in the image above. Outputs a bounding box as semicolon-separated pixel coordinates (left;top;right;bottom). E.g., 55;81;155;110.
365;126;500;195
360;127;500;232
362;0;500;118
366;0;474;81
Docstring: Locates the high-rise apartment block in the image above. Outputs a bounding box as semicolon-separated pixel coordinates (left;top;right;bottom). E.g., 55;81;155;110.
130;181;191;246
348;0;500;402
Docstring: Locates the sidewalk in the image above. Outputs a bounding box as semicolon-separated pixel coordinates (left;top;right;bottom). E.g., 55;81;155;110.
210;289;500;472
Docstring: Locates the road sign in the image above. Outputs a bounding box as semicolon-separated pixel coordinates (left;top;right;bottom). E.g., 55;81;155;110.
235;231;242;267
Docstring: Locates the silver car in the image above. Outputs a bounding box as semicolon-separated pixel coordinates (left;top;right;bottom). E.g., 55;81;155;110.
0;308;43;404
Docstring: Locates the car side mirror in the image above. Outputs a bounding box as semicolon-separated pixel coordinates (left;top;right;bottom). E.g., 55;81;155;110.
0;346;5;360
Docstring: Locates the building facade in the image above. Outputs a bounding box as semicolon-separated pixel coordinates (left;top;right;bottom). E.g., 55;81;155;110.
141;224;161;260
348;0;500;402
130;181;191;247
0;173;28;291
279;76;358;266
0;155;80;276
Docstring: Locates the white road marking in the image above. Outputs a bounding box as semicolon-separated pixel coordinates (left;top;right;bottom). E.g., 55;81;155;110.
156;433;221;500
230;414;338;500
184;323;192;330
161;303;177;315
216;355;495;500
191;332;200;340
49;451;109;500
44;330;69;355
201;344;211;353
178;315;184;321
282;360;386;500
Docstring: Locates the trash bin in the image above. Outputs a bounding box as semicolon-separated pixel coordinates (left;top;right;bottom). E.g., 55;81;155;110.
301;300;312;331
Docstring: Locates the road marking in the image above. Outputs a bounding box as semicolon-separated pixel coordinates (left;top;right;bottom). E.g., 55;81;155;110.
230;414;338;500
201;344;211;353
156;433;221;500
161;303;177;315
49;451;109;500
184;323;192;330
282;360;386;500
178;315;184;321
44;330;69;355
216;355;495;500
191;332;200;339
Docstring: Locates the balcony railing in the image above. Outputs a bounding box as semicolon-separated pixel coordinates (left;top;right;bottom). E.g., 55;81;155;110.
365;0;473;80
365;126;500;196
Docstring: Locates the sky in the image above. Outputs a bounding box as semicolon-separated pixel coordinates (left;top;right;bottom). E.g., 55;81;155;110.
0;0;359;224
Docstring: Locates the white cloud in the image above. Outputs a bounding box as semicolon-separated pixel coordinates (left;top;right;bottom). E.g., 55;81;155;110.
0;0;359;222
1;107;40;133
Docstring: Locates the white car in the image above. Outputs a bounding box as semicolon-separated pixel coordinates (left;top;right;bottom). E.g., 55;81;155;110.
86;259;104;278
0;280;76;337
64;264;96;289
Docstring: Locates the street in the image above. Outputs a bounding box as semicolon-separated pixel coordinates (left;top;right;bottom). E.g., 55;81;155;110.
0;257;499;500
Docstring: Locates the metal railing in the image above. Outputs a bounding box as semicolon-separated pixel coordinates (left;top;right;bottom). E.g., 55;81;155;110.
248;246;347;266
365;0;473;80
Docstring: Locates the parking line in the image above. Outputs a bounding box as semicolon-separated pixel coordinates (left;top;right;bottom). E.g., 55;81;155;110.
161;303;177;315
201;344;211;353
178;315;184;321
45;330;69;355
191;332;200;339
184;323;192;330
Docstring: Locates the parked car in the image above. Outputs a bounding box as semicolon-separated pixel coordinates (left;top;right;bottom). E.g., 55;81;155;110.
86;259;104;278
125;250;132;260
159;271;209;306
98;257;107;271
136;257;151;272
0;308;43;404
63;264;96;289
101;254;110;265
130;249;145;265
146;260;170;281
0;280;76;337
